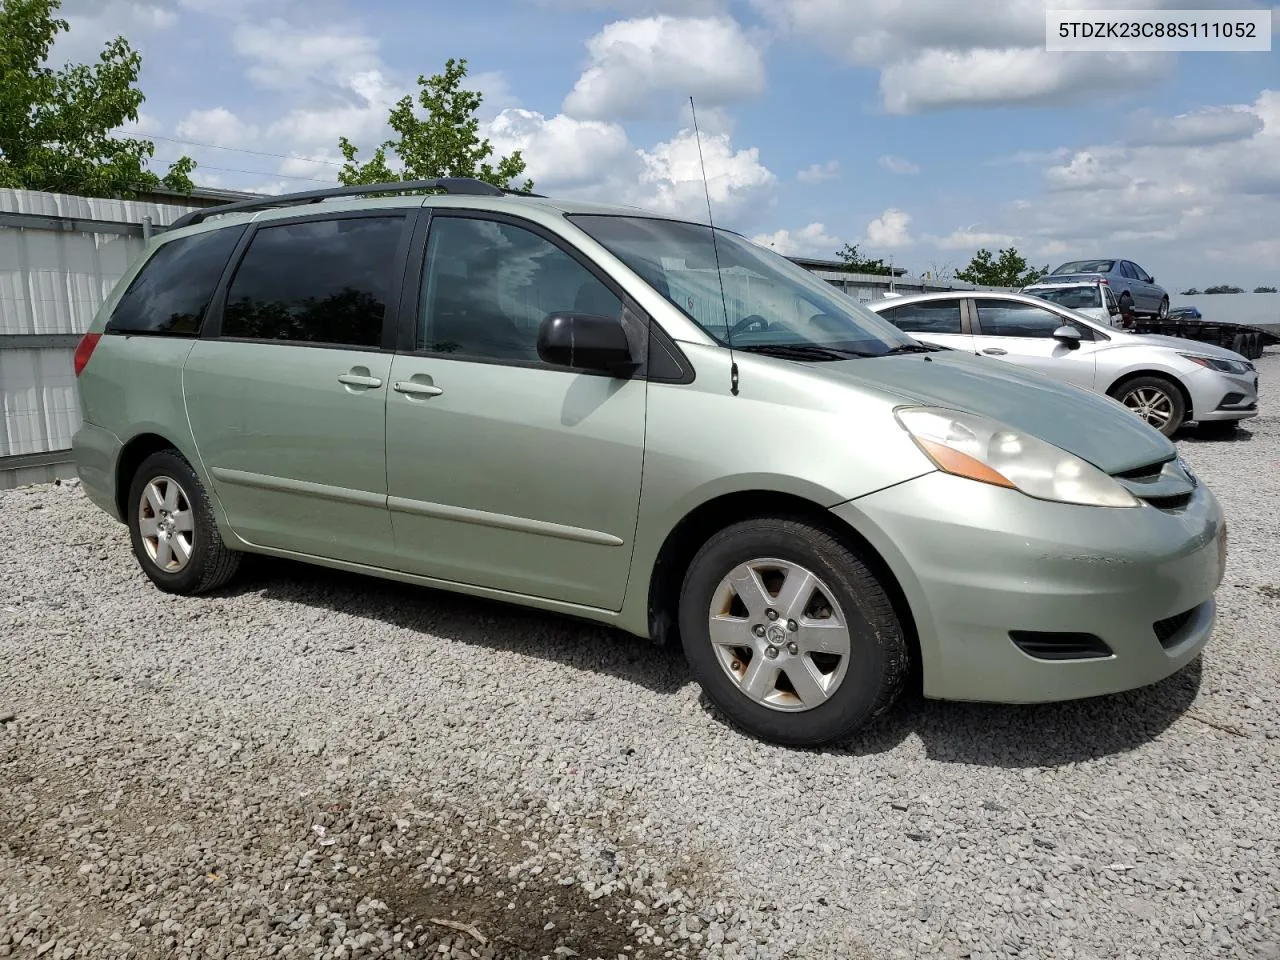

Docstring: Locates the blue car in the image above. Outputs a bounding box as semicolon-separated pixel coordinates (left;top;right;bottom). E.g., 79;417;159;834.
1046;259;1169;319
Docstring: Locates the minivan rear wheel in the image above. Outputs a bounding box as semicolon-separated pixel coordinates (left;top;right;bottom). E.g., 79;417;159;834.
127;450;240;595
677;518;908;747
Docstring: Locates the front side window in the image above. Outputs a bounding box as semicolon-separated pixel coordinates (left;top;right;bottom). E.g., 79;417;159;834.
881;300;963;334
975;299;1077;339
107;226;245;335
568;215;917;359
418;216;623;362
221;216;405;347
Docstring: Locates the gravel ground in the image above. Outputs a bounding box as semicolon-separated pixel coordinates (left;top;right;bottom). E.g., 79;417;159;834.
2;352;1279;960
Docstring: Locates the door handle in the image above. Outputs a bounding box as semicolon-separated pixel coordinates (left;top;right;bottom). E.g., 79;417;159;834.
982;348;1008;356
338;373;383;388
393;381;444;397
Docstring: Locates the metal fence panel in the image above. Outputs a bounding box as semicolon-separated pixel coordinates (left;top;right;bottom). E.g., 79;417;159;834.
0;188;203;484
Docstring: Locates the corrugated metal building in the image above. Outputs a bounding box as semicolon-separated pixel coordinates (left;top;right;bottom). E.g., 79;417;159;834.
0;186;258;489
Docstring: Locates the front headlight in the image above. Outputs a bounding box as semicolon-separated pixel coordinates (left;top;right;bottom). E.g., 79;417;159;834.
1179;353;1251;374
895;407;1141;508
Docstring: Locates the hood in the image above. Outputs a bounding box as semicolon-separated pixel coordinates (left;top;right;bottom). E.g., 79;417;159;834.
1119;332;1249;362
817;350;1175;474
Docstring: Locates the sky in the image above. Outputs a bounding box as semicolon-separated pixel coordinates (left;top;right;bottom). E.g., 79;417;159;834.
51;0;1280;288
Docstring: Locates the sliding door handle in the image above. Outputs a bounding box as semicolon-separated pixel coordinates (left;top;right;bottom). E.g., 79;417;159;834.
338;373;383;388
393;381;444;397
982;347;1008;356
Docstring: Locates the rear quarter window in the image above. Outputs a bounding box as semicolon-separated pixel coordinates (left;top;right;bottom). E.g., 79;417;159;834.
106;226;246;336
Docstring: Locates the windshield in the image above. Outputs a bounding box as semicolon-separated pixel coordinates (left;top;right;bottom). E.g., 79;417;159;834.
568;215;917;357
1053;260;1113;275
1026;285;1101;309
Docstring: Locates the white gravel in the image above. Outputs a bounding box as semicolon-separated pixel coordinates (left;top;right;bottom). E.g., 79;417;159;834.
2;351;1279;960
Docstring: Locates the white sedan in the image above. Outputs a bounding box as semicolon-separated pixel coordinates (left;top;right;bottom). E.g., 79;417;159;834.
867;290;1259;437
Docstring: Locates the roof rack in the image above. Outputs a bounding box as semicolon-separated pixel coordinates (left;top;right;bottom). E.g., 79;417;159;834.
168;177;534;230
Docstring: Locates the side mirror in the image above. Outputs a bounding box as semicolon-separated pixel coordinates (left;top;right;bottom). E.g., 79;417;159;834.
537;312;638;376
1052;324;1083;348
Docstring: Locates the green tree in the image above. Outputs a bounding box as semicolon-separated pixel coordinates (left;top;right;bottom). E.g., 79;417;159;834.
955;247;1048;288
1253;285;1277;294
338;58;531;192
833;242;896;276
0;0;194;197
1203;284;1244;294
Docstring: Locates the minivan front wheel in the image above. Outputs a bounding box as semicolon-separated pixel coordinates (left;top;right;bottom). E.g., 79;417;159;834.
678;518;908;746
127;450;240;595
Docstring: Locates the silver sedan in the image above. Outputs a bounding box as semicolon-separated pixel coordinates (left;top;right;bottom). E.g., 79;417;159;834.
868;290;1259;437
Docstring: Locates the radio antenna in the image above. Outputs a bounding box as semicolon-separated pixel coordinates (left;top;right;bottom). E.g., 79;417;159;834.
689;96;738;396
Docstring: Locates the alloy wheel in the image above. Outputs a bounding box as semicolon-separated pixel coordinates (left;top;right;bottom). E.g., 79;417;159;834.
1121;386;1175;431
707;558;852;712
137;476;196;573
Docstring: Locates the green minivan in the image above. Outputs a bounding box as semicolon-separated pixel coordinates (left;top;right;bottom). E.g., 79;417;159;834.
72;179;1225;746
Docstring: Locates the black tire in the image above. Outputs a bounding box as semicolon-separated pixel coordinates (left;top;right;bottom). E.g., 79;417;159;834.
1232;333;1247;356
1119;292;1135;316
677;517;908;747
1157;296;1169;319
126;449;240;595
1248;333;1262;359
1110;374;1187;438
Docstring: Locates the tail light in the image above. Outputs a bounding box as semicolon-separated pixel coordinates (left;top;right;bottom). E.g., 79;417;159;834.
73;332;101;376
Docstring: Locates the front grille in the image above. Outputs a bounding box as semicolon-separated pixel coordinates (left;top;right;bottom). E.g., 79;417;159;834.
1153;607;1198;648
1010;631;1113;661
1115;460;1168;481
1219;393;1245;406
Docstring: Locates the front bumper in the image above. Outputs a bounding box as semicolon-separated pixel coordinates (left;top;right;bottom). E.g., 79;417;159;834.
1185;365;1259;423
834;472;1225;704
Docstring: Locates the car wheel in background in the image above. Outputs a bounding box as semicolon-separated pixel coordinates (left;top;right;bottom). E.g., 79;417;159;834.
1158;297;1169;319
127;449;241;595
1110;375;1187;437
1119;292;1135;318
677;517;909;747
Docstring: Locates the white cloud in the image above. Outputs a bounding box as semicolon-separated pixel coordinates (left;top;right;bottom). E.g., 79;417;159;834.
751;223;841;257
50;0;179;65
924;229;1021;251
879;49;1170;114
563;16;766;120
864;208;913;248
750;0;1187;113
176;107;260;148
1129;105;1264;147
232;19;382;92
484;109;636;191
797;160;840;184
483;112;778;229
632;127;777;224
878;154;919;175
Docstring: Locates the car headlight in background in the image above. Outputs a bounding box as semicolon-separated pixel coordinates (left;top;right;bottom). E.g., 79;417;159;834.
895;407;1141;508
1179;353;1252;375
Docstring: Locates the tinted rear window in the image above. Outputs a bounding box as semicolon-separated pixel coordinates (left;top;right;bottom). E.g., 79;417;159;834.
221;216;405;348
107;226;245;335
1053;260;1113;275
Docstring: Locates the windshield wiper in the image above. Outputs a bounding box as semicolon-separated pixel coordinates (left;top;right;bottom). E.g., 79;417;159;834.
738;343;870;361
880;343;940;355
